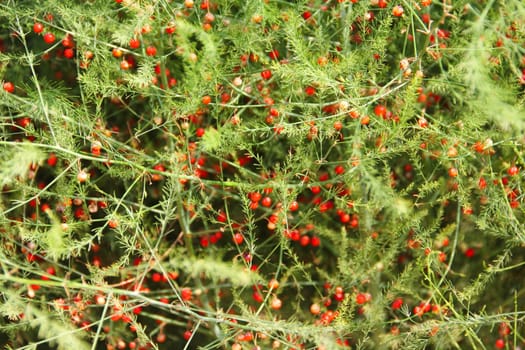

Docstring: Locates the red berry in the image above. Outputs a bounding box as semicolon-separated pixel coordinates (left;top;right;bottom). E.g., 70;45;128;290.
195;127;205;137
334;292;344;302
392;5;404;17
508;165;519;176
181;287;192;301
216;211;227;223
268;278;280;290
249;192;262;202
47;153;57;167
221;92;231;104
478;177;487;190
112;48;123;58
151;272;162;283
202;95;212;105
165;23;176;34
268;49;279;60
261;196;272;207
3;81;14;93
305;86;316;96
200;236;209;248
288;229;300;241
145;45;157;56
120;60;131;70
233;232;244;245
33;22;44;34
43;32;55;44
391;298;403;310
355;293;366;305
334;165;345;175
374;104;387;118
418;117;428;128
355;293;369;305
61;35;74;48
495;339;505;349
498;322;511;337
153;164;165;172
156;333;166;343
310;185;321;195
261;69;272;80
299;235;310;246
63;48;74;59
271;297;282;310
310;303;321;315
129;38;140;49
108;218;119;229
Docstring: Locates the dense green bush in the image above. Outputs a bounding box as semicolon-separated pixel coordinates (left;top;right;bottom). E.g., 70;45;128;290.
1;0;525;349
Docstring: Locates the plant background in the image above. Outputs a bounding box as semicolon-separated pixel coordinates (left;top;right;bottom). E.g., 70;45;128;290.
1;0;525;349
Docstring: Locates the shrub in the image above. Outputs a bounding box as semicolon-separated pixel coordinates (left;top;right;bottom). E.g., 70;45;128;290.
1;0;525;349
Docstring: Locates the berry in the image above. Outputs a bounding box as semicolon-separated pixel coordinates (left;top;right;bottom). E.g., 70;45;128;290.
268;49;279;60
181;287;192;301
268;278;280;290
508;165;519;176
356;292;371;305
63;48;74;59
418;117;428;128
374;104;387;118
271;297;282;310
305;86;316;96
302;11;312;20
120;60;131;70
43;32;55;44
145;45;157;56
33;22;44;34
391;298;403;310
129;38;140;49
495;339;505;349
334;165;345;175
195;127;205;137
112;48;123;58
261;69;272;80
47;153;57;166
310;303;321;315
202;95;212;105
392;5;404;17
233;232;244;244
156;333;166;343
3;81;14;93
77;170;89;183
249;192;262;202
261;196;272;207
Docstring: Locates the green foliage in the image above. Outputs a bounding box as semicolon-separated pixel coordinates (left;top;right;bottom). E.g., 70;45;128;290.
1;0;525;349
